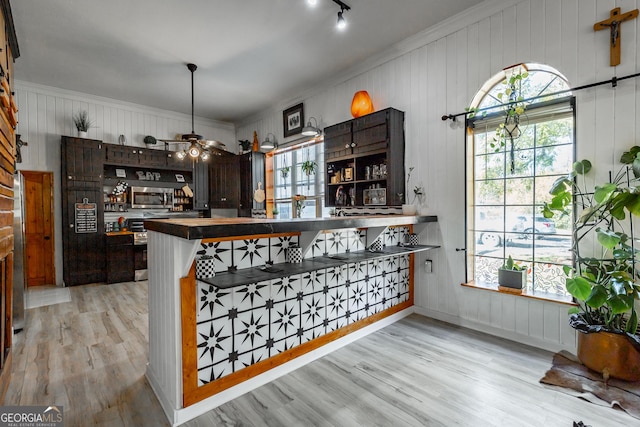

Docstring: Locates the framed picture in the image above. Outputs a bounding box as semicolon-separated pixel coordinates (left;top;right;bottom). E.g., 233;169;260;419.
283;103;304;138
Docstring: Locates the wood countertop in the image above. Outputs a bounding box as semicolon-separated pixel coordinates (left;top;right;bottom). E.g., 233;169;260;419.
144;215;437;240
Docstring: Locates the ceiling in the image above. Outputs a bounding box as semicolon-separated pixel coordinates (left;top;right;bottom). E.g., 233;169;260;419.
10;0;483;123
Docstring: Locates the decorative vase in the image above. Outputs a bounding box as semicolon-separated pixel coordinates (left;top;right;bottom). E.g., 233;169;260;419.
497;268;526;289
78;131;88;138
577;331;640;381
402;204;417;215
196;257;215;279
286;246;303;263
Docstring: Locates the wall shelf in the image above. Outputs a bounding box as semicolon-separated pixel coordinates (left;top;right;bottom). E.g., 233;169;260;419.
199;244;439;289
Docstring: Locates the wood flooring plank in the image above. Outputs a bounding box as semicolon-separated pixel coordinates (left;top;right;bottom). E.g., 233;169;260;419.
4;280;637;427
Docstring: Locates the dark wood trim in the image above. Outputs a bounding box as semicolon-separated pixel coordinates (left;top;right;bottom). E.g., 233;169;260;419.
0;0;18;59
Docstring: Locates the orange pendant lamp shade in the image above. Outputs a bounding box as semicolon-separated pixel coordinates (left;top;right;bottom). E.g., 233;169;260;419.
351;90;374;118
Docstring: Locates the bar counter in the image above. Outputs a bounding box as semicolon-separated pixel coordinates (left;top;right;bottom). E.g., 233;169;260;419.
144;215;438;426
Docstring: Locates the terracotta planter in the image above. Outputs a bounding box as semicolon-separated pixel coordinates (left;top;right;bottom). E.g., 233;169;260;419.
577;331;640;381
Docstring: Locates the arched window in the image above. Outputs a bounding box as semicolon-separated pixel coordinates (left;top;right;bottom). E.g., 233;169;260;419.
466;63;574;297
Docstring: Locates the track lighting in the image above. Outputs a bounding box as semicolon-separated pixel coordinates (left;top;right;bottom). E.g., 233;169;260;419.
261;133;277;150
332;0;350;30
301;117;321;137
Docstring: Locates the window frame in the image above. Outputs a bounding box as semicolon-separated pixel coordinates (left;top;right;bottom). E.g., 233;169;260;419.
465;67;576;299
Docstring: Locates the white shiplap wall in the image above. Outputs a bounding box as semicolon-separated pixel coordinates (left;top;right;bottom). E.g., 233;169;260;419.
236;0;640;353
14;80;236;286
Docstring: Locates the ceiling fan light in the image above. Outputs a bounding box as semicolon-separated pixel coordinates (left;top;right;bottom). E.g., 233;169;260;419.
176;150;187;160
200;151;210;161
188;142;201;158
307;0;317;6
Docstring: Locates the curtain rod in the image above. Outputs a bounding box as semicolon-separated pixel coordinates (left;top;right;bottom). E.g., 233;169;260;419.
441;71;640;122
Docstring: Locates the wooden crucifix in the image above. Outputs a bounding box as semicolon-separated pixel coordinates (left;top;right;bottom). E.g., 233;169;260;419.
594;7;638;66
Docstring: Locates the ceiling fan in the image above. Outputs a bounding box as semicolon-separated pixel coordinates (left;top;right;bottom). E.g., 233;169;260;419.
158;63;227;160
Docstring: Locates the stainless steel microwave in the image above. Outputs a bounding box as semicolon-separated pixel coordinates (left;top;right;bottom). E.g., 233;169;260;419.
130;186;174;209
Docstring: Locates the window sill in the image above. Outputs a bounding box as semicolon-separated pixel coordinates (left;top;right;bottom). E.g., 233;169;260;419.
461;280;576;306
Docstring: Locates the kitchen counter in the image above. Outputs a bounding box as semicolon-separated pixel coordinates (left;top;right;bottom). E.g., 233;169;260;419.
145;214;438;425
143;214;437;240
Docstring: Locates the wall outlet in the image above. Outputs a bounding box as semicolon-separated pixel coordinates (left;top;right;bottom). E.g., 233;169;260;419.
424;259;432;273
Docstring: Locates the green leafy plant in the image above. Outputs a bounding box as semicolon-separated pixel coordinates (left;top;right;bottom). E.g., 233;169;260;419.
73;111;93;132
501;255;525;271
281;166;290;179
144;135;157;145
490;69;529;151
301;160;317;176
543;147;640;336
412;185;424;204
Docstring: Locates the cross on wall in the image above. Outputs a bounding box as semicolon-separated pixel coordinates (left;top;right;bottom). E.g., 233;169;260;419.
594;7;638;67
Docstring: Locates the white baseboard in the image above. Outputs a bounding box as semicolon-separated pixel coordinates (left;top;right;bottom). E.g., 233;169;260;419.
146;365;178;426
170;306;415;426
413;306;577;354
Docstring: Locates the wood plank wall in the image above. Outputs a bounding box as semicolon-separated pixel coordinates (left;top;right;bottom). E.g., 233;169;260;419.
0;0;18;404
235;0;640;353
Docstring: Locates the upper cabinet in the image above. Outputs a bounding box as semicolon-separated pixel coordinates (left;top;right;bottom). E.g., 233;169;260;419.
324;108;405;207
62;136;104;186
103;143;191;171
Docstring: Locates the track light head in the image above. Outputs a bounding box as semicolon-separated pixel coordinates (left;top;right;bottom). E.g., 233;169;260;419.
337;9;346;29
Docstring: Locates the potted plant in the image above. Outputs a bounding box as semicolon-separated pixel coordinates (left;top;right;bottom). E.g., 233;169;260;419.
281;166;290;179
301;160;317;176
73;111;93;138
543;148;640;381
238;139;251;152
498;255;527;289
144;135;157;147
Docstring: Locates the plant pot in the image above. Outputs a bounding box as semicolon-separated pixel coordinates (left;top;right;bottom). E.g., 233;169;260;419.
402;204;417;215
497;268;526;289
577;331;640;381
78;131;88;138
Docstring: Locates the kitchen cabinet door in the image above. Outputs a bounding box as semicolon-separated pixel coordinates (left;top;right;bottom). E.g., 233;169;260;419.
62;136;104;186
193;160;209;210
137;148;167;168
105;144;139;166
238;152;265;217
208;155;239;209
62;188;106;285
106;234;134;284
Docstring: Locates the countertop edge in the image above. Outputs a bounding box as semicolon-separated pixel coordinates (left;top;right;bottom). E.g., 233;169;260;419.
144;215;437;240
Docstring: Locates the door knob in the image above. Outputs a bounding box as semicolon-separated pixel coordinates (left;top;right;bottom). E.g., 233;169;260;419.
44;236;50;240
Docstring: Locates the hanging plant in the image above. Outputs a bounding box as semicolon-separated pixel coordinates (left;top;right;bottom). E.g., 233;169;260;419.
301;160;317;176
281;166;290;179
490;69;529;151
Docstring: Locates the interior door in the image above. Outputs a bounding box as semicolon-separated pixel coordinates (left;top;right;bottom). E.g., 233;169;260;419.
21;171;55;287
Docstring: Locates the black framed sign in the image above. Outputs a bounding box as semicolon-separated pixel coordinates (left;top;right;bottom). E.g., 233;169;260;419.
283;103;304;138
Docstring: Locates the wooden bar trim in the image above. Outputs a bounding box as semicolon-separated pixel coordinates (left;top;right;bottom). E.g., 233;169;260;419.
202;232;299;244
184;301;412;406
181;262;198;406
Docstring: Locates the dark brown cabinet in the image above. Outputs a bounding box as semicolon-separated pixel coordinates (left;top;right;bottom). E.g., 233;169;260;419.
208;154;240;209
324;108;405;207
61;136;106;285
63;136;104;185
137;148;168;168
193;160;209;210
238;152;265;217
106;233;135;284
105;144;139;166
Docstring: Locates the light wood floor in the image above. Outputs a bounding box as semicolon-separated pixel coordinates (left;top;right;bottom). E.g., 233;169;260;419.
6;281;635;426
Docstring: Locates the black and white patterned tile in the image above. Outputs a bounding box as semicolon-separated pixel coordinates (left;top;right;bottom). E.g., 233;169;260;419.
195;229;414;387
